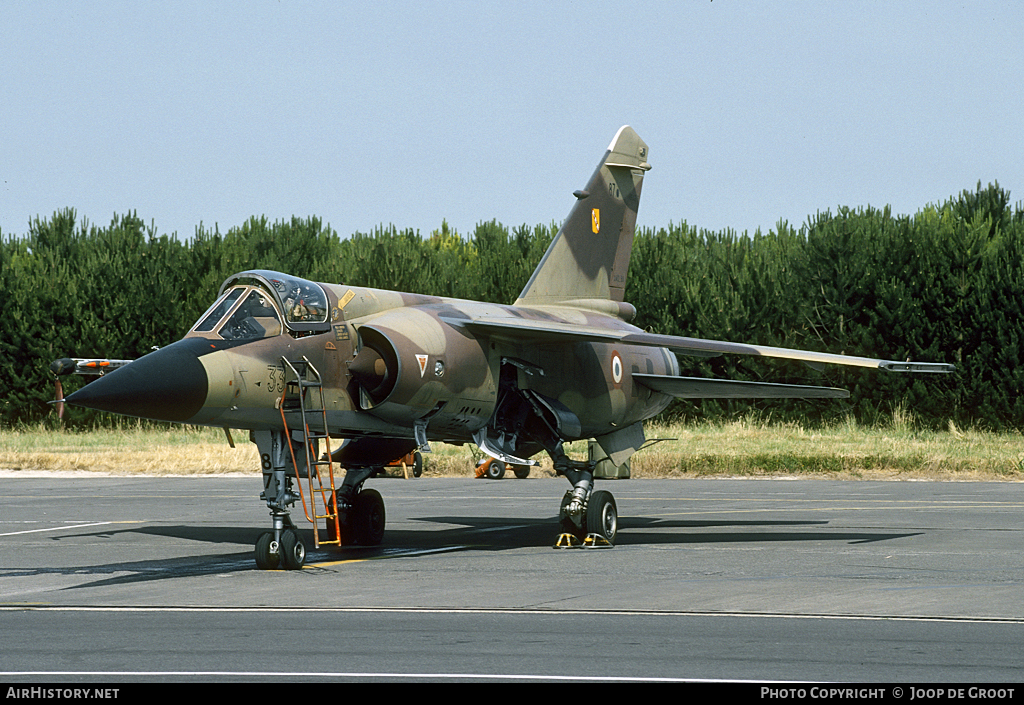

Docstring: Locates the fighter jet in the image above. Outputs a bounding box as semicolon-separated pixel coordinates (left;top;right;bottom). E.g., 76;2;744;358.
57;126;953;569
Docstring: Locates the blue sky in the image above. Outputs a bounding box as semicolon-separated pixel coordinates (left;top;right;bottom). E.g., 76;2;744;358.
3;1;1022;241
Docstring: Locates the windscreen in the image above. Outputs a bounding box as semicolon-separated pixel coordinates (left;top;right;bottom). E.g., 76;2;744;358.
216;270;331;334
193;287;245;332
218;289;283;340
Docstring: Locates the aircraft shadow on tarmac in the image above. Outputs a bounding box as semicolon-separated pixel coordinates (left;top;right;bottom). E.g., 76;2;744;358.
415;515;924;547
50;524;256;544
9;516;923;590
2;549;258;589
618;518;923;546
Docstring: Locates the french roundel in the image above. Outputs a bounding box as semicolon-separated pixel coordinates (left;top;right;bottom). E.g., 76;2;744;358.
611;351;623;385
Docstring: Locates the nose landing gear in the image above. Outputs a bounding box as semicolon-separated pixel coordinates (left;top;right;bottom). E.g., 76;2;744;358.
254;527;307;570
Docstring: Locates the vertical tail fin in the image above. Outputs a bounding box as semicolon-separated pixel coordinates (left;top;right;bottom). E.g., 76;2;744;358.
515;125;650;306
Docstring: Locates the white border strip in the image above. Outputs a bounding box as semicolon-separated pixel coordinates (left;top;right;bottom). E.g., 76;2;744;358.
2;605;1021;624
0;670;773;683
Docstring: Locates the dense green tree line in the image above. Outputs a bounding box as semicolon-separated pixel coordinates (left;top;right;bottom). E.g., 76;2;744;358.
2;183;1021;429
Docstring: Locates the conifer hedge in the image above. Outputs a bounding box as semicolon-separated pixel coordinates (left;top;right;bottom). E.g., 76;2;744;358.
2;183;1020;430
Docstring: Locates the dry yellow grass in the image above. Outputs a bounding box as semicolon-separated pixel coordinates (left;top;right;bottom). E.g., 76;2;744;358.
0;424;259;476
626;416;1024;481
2;413;1022;480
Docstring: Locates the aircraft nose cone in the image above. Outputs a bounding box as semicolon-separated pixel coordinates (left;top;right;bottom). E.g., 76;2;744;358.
65;340;209;422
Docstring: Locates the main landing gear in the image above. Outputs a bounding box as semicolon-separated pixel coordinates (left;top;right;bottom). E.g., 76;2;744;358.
323;483;387;547
551;443;617;549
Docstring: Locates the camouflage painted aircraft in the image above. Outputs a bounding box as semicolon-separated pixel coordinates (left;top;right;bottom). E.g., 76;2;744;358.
57;126;953;569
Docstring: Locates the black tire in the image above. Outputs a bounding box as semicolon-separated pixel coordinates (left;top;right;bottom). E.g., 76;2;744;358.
513;464;530;479
279;529;306;570
254;531;279;570
485;459;506;480
585;490;617;543
353;488;386;546
323;492;347;545
412;451;423;478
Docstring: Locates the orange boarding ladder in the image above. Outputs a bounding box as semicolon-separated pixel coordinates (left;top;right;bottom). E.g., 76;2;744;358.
279;357;341;549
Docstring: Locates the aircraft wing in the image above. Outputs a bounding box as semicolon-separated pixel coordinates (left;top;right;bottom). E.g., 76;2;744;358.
632;373;848;399
444;316;626;345
447;316;955;373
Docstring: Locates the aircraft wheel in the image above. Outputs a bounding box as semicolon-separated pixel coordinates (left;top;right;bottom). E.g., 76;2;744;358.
353;489;386;546
254;531;279;570
513;464;530;479
485;459;506;480
323;492;353;545
586;490;617;544
412;451;423;478
279;529;306;570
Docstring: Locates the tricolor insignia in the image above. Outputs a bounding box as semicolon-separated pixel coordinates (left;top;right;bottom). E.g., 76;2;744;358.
416;354;428;377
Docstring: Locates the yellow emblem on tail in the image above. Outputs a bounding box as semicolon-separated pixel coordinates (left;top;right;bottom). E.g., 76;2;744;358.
591;208;600;234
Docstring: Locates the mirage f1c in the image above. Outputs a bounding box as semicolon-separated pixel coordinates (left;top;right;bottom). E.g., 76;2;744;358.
57;126;954;569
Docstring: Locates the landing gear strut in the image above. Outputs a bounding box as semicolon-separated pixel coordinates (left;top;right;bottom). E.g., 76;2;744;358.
551;442;617;548
250;430;313;570
480;359;616;546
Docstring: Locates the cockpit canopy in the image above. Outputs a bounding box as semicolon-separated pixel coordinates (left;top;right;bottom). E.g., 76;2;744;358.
190;270;331;340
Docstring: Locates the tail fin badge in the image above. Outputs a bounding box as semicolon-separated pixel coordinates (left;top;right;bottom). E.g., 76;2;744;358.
591;208;600;234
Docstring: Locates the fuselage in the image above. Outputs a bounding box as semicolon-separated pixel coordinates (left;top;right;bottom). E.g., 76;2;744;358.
66;269;677;451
